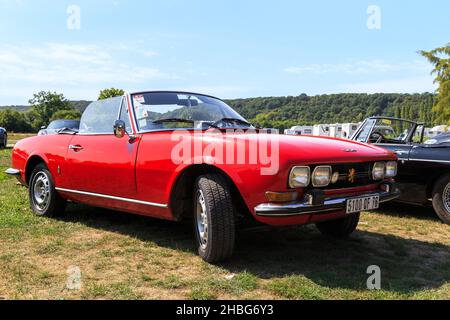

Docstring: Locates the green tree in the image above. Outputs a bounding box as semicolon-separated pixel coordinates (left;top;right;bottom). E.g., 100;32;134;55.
420;44;450;125
98;88;125;100
28;91;71;129
0;109;32;132
50;109;82;122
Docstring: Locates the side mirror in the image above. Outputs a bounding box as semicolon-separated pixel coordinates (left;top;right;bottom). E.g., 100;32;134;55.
113;120;126;139
41;126;46;130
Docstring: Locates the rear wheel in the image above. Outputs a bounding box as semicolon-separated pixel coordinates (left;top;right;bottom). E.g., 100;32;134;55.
432;174;450;225
29;163;66;217
316;213;360;238
193;174;235;262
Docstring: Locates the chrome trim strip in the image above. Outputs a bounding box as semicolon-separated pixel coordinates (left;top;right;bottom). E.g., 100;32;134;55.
5;168;20;176
408;158;450;164
55;187;168;208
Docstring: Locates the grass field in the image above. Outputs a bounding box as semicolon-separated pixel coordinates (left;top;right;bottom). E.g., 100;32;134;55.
0;146;449;300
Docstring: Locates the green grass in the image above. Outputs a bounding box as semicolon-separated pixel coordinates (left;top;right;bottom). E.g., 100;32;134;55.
0;147;449;300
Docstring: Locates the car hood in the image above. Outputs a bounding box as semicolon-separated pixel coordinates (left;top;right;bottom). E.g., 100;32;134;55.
221;133;396;164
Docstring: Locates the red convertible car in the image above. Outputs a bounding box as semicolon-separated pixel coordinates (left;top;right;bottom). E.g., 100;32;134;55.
6;91;400;262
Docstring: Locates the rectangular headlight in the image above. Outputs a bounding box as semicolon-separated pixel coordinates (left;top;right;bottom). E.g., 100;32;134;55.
289;166;310;188
312;166;332;187
372;162;386;180
385;161;398;177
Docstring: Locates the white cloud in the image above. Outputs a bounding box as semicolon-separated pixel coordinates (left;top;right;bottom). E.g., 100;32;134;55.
0;43;173;86
284;59;430;75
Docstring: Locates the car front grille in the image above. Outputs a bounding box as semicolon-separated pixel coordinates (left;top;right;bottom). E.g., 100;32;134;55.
309;162;374;190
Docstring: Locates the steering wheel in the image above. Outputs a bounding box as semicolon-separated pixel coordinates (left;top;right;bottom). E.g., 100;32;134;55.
369;132;385;144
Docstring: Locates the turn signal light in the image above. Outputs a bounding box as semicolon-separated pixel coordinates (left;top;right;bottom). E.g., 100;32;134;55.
266;191;298;203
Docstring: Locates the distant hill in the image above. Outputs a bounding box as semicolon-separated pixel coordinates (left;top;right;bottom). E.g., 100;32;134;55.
226;93;439;130
0;100;92;113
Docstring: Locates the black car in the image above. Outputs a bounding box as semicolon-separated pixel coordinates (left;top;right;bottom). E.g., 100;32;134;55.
0;127;7;149
38;119;80;136
352;117;450;224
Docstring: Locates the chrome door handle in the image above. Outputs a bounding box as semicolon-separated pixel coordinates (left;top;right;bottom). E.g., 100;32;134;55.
69;145;83;151
394;150;408;155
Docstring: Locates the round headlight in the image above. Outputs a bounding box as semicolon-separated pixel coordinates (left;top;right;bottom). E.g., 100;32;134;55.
372;162;386;180
312;166;332;187
289;166;310;188
385;161;398;177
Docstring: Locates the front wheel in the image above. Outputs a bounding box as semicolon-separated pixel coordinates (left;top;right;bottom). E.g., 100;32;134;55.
316;213;360;238
193;174;235;262
432;174;450;225
29;163;66;217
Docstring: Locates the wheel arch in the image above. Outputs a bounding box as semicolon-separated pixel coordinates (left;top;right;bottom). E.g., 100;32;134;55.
426;169;450;199
25;155;48;185
169;164;251;221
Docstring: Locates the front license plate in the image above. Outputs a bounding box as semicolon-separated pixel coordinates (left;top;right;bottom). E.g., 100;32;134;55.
346;195;380;214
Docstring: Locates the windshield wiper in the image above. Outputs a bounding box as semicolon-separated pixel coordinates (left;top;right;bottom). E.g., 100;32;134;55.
212;118;252;127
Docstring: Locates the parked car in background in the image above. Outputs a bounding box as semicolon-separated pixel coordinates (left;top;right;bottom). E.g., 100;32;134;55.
7;92;400;262
0;127;7;149
38;119;80;136
352;117;450;224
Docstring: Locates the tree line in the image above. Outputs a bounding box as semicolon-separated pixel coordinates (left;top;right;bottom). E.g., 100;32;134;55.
226;93;438;131
0;88;123;133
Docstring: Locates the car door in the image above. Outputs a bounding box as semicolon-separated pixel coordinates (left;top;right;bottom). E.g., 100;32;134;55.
63;97;139;199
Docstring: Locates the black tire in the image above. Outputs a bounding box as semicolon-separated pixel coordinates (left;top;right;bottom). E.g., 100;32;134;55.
29;163;66;217
431;174;450;225
193;174;235;262
0;135;5;149
316;213;360;238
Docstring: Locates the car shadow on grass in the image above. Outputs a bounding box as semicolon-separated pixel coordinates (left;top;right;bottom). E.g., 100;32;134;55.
60;203;450;294
379;202;439;222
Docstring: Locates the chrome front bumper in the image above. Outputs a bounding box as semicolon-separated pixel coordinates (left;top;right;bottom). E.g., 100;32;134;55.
255;187;401;217
5;168;20;176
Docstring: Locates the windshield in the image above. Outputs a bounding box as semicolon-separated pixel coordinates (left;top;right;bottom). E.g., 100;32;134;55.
131;92;250;131
47;120;80;130
354;118;416;144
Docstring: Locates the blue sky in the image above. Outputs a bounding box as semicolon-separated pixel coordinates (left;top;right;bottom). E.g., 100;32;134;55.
0;0;448;105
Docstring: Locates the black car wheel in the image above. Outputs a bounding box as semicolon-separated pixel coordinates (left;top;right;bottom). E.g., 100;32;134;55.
29;163;66;217
316;212;360;238
432;174;450;225
193;174;235;262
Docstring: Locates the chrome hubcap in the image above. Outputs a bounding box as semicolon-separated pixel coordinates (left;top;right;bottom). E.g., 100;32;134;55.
33;172;50;211
444;182;450;213
196;190;208;249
